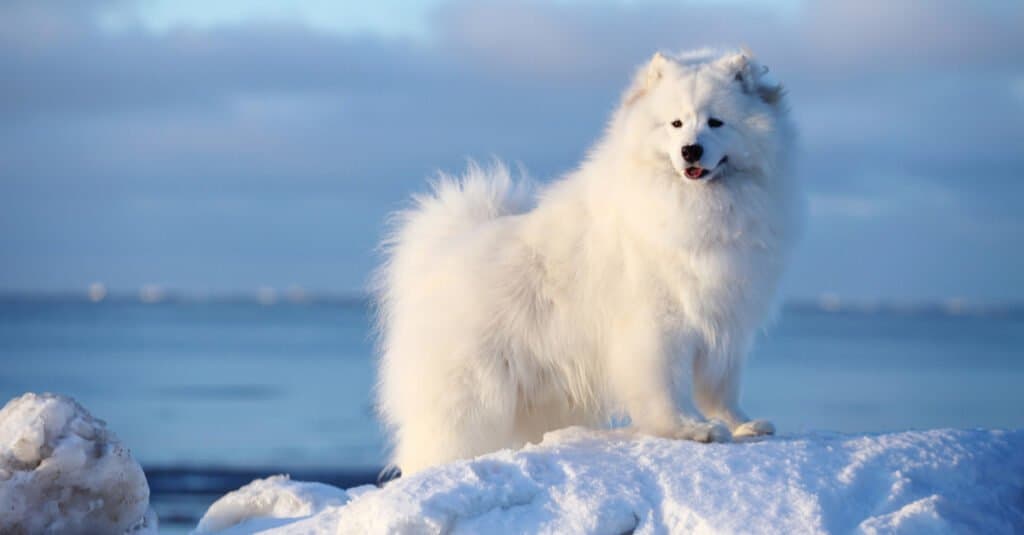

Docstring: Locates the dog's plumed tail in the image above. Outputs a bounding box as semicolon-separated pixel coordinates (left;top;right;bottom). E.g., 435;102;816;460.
390;161;528;247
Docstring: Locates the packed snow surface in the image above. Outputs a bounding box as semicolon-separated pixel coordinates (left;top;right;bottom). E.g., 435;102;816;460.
194;475;351;534
196;426;1023;534
0;392;157;534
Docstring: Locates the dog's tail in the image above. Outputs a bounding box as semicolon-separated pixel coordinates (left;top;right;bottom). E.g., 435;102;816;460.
388;160;530;248
376;161;532;281
373;159;532;319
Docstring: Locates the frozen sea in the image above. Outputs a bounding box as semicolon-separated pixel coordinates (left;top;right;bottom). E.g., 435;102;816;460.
1;298;1022;531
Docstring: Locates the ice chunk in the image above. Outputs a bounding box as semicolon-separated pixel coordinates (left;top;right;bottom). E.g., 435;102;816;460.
0;392;156;534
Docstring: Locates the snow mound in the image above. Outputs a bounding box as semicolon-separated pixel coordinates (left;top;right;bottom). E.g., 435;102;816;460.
194;475;351;534
196;427;1024;534
0;392;157;534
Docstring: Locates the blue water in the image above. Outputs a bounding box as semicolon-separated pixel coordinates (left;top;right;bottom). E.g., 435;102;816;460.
2;300;1023;472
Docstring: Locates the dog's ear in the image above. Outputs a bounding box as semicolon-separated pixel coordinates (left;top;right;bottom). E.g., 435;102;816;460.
623;52;670;106
645;52;670;87
729;52;784;105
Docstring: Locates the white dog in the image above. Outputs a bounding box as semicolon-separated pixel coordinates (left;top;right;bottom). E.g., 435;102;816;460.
375;49;801;475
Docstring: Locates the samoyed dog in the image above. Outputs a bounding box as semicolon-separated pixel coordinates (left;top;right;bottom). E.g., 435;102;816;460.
375;49;800;475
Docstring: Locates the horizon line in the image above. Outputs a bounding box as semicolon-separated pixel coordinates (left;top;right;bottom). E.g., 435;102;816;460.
0;290;1021;316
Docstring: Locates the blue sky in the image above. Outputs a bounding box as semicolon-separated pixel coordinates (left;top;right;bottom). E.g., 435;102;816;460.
1;0;1022;302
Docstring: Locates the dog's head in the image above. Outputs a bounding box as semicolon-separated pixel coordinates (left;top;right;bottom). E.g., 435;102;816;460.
619;49;789;184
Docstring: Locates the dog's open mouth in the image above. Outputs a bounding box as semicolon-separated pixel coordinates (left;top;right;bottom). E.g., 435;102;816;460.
684;167;709;179
684;156;729;181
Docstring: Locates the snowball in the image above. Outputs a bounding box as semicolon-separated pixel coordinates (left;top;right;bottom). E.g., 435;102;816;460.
0;392;157;534
196;427;1024;534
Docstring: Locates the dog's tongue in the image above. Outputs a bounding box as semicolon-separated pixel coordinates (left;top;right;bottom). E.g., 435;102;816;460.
685;167;704;179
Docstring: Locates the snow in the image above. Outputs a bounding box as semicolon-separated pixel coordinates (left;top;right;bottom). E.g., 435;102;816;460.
193;475;351;534
0;392;157;534
195;426;1024;534
2;390;1018;534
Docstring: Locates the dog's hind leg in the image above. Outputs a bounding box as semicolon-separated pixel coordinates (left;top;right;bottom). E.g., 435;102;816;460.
389;357;521;475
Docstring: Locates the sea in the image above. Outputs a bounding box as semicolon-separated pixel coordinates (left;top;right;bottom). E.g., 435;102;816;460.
1;298;1022;531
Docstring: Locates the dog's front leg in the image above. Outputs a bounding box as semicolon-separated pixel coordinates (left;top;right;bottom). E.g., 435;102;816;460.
693;348;775;438
607;321;730;443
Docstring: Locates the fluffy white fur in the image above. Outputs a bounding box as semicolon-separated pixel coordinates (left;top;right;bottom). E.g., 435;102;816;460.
375;49;801;475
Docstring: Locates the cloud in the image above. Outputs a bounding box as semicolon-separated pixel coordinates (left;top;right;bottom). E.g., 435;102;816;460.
0;0;1022;299
432;0;1023;82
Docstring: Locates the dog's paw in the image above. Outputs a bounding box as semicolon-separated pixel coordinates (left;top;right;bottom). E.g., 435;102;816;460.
675;420;732;443
732;419;775;438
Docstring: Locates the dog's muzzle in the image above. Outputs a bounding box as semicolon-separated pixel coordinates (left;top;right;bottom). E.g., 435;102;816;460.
684;156;729;180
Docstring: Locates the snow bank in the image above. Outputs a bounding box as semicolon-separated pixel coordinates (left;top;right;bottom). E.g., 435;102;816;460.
194;475;351;534
196;427;1024;534
0;392;157;534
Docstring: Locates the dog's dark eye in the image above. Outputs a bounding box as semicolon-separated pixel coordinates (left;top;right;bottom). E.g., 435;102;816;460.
708;118;724;128
671;119;682;128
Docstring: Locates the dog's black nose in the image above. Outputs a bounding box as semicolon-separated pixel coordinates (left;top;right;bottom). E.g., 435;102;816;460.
681;144;703;163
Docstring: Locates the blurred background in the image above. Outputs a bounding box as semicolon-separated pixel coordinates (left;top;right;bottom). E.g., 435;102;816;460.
2;0;1023;530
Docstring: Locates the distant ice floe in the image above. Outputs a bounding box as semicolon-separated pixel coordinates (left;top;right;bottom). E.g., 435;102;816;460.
87;282;107;302
0;393;157;534
194;426;1024;534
